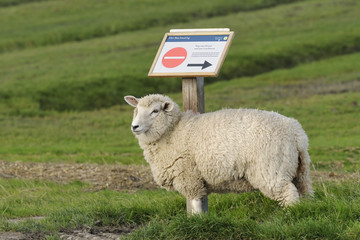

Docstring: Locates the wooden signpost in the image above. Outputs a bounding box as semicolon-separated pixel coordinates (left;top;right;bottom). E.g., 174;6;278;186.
148;28;234;214
148;28;234;78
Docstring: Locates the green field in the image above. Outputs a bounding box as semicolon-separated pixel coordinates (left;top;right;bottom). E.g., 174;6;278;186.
1;0;359;112
0;0;359;239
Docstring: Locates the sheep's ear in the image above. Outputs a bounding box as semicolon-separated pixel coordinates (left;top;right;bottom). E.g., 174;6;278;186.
124;96;139;107
162;101;174;112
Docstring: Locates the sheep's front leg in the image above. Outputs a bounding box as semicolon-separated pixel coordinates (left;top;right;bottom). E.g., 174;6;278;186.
171;167;208;215
187;197;208;215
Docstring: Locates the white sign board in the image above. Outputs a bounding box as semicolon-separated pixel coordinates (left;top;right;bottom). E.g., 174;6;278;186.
148;31;234;77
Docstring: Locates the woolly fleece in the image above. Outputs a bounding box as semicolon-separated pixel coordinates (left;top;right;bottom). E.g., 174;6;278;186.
125;94;314;206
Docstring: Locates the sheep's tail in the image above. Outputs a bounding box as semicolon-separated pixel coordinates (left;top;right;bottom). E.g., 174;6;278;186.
293;127;314;198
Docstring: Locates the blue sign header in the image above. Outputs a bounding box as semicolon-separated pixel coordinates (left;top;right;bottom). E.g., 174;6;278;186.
166;35;230;42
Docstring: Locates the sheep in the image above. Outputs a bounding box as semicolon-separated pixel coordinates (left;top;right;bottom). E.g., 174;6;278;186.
124;94;314;214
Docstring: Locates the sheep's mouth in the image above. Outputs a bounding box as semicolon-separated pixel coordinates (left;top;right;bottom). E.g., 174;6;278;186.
132;129;143;135
132;128;147;135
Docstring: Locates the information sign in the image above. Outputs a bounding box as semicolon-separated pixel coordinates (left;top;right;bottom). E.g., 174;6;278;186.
148;31;234;77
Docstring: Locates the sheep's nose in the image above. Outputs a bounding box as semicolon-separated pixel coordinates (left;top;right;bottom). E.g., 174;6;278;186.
131;125;139;131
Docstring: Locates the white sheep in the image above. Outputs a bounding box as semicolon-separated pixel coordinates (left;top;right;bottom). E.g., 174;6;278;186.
124;94;313;213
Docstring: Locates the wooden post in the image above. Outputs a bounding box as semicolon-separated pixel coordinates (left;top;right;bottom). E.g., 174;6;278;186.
182;77;204;113
182;77;208;214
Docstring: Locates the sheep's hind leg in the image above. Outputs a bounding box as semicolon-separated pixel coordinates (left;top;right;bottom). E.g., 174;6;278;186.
276;181;300;207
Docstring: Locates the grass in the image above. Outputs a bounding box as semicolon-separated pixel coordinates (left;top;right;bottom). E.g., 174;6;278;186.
1;178;359;239
0;0;360;239
0;105;144;164
0;178;185;235
0;0;46;7
1;52;358;168
0;49;359;240
1;0;360;111
0;0;299;52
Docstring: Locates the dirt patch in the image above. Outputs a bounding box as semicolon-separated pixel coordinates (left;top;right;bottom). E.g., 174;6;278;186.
58;225;136;240
0;161;158;192
0;231;45;240
0;232;26;240
0;225;135;240
1;161;358;190
311;170;360;183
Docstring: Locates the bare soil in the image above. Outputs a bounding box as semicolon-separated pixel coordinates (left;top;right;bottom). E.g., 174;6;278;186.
58;224;136;240
0;161;158;192
0;225;135;240
1;160;359;240
1;160;358;191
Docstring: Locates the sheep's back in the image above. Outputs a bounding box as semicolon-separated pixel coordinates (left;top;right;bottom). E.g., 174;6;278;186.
187;108;301;186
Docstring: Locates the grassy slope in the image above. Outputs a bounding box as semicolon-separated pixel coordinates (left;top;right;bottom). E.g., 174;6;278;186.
1;0;360;111
0;0;298;52
0;0;47;7
0;52;358;170
0;106;143;164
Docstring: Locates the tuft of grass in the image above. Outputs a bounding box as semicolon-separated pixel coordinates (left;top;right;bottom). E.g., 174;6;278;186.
124;181;360;240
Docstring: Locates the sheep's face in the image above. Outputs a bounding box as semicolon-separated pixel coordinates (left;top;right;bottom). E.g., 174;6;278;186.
124;95;180;142
130;101;164;135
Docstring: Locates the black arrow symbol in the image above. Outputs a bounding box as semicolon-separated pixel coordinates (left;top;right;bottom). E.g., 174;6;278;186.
187;60;212;70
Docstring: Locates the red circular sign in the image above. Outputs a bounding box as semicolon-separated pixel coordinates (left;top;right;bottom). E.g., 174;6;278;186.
162;47;187;68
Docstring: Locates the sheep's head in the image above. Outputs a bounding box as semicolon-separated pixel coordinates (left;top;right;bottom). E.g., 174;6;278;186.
124;94;181;143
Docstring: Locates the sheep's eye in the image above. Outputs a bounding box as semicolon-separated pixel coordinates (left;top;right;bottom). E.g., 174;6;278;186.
151;109;159;114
